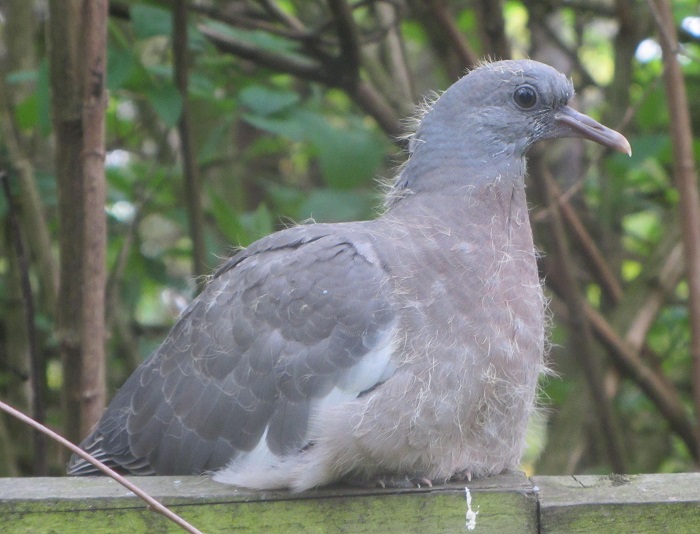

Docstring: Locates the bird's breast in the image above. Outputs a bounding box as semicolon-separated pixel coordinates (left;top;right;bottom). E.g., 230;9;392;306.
379;187;545;408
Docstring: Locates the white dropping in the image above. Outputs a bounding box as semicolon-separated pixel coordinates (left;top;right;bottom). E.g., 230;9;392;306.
465;486;479;531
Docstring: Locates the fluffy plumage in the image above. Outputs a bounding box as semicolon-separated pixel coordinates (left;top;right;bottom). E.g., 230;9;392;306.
67;60;630;491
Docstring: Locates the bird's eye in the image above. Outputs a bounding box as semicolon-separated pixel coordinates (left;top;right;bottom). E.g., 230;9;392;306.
513;85;538;109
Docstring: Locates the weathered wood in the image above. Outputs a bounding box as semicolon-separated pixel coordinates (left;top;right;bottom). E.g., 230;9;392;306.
2;472;699;533
0;471;536;533
534;473;700;534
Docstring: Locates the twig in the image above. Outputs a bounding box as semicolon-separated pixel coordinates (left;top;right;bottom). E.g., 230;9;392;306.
422;0;479;69
327;0;361;84
174;0;207;285
525;0;616;17
584;304;699;457
375;2;413;104
353;80;403;138
543;256;699;459
0;400;204;534
532;71;661;221
1;171;47;475
199;24;330;83
625;242;684;351
258;0;307;32
474;0;510;60
544;177;624;303
650;0;700;462
538;20;597;88
540;167;627;472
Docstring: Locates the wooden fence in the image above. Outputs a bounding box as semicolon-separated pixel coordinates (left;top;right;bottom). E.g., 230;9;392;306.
1;471;699;532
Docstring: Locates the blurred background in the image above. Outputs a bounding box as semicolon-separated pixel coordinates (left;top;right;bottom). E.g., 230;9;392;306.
0;0;699;479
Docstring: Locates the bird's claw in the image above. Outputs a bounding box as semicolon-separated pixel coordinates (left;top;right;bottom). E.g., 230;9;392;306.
451;469;473;482
350;474;434;489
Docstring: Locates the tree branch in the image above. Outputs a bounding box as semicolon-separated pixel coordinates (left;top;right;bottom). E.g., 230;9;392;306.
539;167;626;472
174;0;208;284
650;0;700;462
199;24;332;84
0;400;204;534
422;0;479;71
327;0;361;85
1;172;46;475
475;0;511;60
544;178;624;303
584;303;699;458
78;0;108;437
625;242;684;351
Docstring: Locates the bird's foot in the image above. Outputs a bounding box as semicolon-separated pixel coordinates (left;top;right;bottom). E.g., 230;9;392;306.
450;468;473;482
346;474;434;489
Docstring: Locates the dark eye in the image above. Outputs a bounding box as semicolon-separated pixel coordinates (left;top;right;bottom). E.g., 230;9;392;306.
513;85;537;109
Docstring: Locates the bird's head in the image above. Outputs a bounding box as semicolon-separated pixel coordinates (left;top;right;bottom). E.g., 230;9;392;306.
396;59;630;197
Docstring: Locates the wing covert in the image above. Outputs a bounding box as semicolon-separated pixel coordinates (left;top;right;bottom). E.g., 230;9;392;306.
67;224;398;475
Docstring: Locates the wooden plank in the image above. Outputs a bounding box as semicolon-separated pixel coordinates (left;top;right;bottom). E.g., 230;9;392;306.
0;471;538;533
534;473;700;534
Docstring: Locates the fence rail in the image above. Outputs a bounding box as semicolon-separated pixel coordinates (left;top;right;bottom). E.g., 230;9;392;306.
1;471;699;533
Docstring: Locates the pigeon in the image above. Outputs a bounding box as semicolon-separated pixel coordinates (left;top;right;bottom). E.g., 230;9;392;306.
67;59;631;491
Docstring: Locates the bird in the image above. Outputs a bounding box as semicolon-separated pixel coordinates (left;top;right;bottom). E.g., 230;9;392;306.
67;59;631;491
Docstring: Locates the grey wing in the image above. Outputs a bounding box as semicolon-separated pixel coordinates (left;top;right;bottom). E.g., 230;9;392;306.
67;225;397;476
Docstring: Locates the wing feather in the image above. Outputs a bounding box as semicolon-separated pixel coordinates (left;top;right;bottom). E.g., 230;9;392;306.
67;224;398;476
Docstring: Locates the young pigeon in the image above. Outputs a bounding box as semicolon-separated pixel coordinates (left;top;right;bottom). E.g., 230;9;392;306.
67;59;631;491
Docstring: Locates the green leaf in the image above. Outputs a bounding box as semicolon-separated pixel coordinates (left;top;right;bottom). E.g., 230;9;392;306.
131;4;172;39
299;189;375;222
145;82;182;127
209;188;247;245
242;113;305;141
201;21;303;57
107;46;138;91
637;85;668;130
36;59;52;135
240;203;274;243
239;85;300;116
14;93;38;130
11;61;51;135
209;190;274;247
294;110;385;189
5;70;38;84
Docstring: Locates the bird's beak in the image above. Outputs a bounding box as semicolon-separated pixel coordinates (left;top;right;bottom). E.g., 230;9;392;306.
555;107;632;156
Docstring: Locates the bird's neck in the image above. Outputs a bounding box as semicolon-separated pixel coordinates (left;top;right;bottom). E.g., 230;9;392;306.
386;149;528;210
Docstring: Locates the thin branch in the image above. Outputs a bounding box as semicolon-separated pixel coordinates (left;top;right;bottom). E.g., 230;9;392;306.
584;304;699;458
0;48;59;315
185;2;317;42
543;255;699;459
174;0;208;285
545;177;624;303
625;242;684;351
422;0;479;70
533;74;661;214
0;400;204;534
526;0;616;17
327;0;362;84
199;24;331;84
258;0;307;32
650;0;700;462
199;24;402;137
375;2;414;103
538;19;597;88
352;80;403;138
474;0;511;60
540;167;626;472
1;172;47;475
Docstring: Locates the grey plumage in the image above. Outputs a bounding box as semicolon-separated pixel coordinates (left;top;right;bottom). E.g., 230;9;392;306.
67;59;630;490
